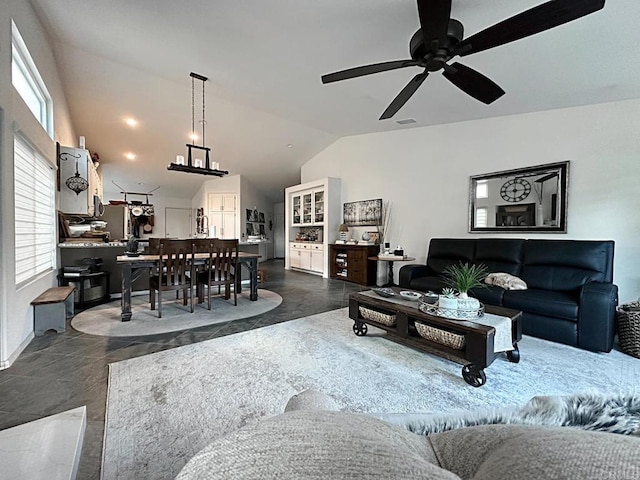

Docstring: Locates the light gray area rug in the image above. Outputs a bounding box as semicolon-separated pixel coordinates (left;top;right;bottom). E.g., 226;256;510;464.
103;308;640;479
71;289;281;336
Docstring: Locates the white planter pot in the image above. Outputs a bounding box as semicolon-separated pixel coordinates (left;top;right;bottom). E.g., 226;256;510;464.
457;296;480;310
438;296;458;310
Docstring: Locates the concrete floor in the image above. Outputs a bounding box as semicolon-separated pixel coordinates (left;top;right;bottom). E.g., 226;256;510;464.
0;260;368;479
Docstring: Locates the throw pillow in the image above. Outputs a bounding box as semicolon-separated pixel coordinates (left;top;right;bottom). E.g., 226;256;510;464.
485;272;527;290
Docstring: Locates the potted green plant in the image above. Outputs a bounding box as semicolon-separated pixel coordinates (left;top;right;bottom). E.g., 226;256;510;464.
442;262;488;309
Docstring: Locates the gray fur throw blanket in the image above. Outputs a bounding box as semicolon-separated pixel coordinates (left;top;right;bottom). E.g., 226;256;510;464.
379;392;640;436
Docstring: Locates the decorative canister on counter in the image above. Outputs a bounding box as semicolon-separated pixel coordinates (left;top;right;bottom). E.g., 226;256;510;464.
125;235;139;255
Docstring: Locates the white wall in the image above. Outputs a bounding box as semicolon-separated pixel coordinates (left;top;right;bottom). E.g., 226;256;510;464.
240;176;273;248
302;99;640;302
101;188;192;239
0;1;76;367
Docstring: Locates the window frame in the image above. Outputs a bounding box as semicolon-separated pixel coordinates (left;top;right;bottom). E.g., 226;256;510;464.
11;20;54;138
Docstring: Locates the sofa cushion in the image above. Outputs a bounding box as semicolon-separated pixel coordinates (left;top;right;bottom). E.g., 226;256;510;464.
502;288;579;321
176;411;456;480
429;424;640;480
427;238;476;274
521;240;614;291
474;239;524;276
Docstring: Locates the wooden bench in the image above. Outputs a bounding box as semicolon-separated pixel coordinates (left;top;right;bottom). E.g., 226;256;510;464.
31;286;75;336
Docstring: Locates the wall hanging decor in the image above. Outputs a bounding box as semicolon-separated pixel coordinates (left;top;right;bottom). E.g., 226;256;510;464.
61;151;89;195
343;198;382;226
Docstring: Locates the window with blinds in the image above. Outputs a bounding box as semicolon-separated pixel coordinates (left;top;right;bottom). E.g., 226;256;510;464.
475;207;488;228
14;135;56;286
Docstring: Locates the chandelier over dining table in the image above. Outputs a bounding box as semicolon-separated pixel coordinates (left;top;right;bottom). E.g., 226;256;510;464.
167;72;228;177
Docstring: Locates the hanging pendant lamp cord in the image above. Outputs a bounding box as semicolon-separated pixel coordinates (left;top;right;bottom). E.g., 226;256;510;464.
191;75;195;143
201;78;206;147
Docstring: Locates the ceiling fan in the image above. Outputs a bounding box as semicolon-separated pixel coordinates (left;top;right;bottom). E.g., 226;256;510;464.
321;0;605;120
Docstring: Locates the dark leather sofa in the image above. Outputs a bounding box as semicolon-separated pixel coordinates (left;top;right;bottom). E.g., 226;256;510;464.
398;238;618;352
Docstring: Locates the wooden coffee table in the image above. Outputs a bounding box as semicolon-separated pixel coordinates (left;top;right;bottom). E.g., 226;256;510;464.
349;288;522;387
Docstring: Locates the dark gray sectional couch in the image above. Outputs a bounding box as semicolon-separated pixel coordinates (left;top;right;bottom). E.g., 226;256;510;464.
398;238;618;352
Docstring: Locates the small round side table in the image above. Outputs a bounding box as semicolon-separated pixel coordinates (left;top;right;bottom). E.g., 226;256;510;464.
368;256;416;287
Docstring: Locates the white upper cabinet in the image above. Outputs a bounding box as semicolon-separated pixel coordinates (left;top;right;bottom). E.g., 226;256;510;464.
291;188;325;226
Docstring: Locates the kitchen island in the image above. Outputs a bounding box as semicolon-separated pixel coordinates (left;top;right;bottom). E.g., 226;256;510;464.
59;241;148;295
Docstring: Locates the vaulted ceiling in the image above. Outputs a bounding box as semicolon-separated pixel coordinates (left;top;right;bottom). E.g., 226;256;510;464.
30;0;640;202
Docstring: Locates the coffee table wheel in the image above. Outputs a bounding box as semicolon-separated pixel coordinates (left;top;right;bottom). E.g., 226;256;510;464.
353;321;368;336
506;344;520;363
462;364;486;387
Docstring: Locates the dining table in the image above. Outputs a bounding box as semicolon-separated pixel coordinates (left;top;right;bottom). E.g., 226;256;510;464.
116;251;261;321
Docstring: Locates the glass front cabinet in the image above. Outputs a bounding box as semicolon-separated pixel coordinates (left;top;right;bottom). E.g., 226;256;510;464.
292;195;301;225
291;188;325;226
314;190;324;223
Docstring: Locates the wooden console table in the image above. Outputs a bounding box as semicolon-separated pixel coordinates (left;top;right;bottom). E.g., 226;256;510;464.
329;244;379;286
349;289;522;387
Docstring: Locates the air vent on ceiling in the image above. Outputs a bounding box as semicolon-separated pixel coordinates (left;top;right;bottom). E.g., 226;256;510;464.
396;118;416;125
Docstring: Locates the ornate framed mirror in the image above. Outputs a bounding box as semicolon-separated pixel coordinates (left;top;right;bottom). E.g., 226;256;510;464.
469;161;569;233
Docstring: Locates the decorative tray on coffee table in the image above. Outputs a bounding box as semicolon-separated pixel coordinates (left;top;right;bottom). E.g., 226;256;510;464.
372;287;395;298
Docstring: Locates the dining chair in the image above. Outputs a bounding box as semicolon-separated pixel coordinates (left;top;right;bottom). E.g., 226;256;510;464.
197;239;239;309
149;239;195;318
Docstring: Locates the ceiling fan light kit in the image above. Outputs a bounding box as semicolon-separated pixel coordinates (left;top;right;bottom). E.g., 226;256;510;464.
167;72;229;177
322;0;606;119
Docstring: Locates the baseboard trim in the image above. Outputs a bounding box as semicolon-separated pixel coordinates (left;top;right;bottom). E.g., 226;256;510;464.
0;331;35;370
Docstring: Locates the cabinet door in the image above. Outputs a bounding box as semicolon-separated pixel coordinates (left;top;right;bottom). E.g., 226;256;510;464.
300;249;312;270
302;192;312;224
310;250;324;273
209;211;223;238
222;194;236;211
313;189;325;224
221;211;235;238
292;195;302;225
290;246;301;268
209;211;236;238
208;193;236;212
208;194;223;211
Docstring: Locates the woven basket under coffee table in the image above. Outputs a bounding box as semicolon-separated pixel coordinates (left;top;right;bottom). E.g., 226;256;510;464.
616;301;640;359
348;288;522;387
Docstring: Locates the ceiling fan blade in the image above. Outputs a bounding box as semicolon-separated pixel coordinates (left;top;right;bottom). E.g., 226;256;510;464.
416;0;452;50
454;0;605;57
442;62;505;104
321;60;419;84
379;71;429;120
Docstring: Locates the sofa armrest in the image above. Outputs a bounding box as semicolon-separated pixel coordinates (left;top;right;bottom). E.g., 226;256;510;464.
578;282;618;352
398;264;433;288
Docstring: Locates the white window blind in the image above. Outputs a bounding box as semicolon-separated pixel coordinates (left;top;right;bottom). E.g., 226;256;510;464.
475;207;488;228
14;135;56;285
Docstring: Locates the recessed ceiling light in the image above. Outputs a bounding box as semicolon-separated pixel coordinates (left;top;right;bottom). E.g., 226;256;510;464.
189;132;199;141
124;152;136;160
124;117;138;127
137;182;145;186
287;144;293;148
396;118;416;125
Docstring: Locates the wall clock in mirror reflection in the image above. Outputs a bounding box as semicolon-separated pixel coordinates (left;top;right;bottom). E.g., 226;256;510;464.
500;178;531;202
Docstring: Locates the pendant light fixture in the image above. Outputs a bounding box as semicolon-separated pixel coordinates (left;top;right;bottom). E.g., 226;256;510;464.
62;151;89;195
167;72;228;177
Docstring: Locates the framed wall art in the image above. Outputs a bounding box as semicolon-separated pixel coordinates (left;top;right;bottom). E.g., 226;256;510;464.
343;198;382;226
